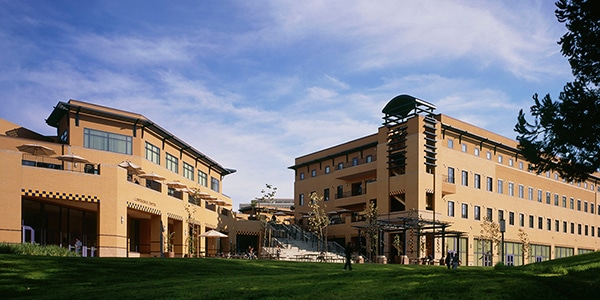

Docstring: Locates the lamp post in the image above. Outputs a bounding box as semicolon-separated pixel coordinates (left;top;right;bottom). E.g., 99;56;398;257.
499;219;506;265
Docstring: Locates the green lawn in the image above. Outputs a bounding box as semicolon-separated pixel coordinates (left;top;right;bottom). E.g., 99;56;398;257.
1;252;599;299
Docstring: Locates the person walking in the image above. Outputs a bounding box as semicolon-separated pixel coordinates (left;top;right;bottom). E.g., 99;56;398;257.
445;251;451;269
343;242;353;271
452;252;459;269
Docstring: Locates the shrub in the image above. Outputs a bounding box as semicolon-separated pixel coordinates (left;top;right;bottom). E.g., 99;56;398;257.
0;242;77;257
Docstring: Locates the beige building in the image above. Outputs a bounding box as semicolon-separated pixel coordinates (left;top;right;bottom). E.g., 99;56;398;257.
0;100;261;257
290;95;600;266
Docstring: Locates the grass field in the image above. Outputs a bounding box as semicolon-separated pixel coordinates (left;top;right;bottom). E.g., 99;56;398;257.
1;252;599;300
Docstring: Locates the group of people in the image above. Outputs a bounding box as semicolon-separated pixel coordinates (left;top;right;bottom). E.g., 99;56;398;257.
444;251;460;269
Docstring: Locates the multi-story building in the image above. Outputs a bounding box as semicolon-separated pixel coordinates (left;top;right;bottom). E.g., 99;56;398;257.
0;100;243;257
289;94;600;266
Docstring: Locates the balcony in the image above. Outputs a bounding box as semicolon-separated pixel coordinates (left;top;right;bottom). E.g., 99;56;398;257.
441;175;456;195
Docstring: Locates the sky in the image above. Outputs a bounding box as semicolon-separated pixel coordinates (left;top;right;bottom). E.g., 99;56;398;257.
0;0;573;210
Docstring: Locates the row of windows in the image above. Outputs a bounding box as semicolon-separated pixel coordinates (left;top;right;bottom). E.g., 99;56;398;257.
145;142;218;192
448;139;598;192
447;167;599;216
298;155;374;180
84;128;132;155
448;201;600;237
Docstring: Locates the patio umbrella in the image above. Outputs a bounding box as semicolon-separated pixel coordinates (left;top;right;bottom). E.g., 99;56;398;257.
140;172;166;181
166;180;187;189
199;229;228;238
17;143;56;156
118;161;145;175
56;154;89;164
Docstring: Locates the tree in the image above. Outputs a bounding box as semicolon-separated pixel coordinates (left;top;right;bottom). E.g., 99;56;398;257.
256;184;277;249
362;201;379;262
480;217;502;256
515;0;600;182
518;229;531;265
307;191;329;252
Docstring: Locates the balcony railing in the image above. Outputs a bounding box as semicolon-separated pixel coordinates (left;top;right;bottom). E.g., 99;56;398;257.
22;154;100;175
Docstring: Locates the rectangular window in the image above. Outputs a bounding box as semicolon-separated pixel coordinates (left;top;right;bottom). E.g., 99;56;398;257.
498;155;503;163
461;143;467;152
198;170;208;187
528;187;534;200
486;177;493;192
474;205;481;220
486;151;492;160
497;179;503;194
324;188;330;201
498;210;504;222
474;174;481;189
509;212;515;225
165;153;179;173
352;158;359;166
570;222;575;234
584;201;588;213
210;177;219;192
529;215;534;228
546;218;551;231
325;166;331;174
546;192;551;204
448;139;454;148
518;185;524;198
538;190;543;202
461;170;468;186
563;221;567;233
461;203;468;218
554;194;559;206
519;213;524;227
555;220;560;232
448;167;455;184
145;142;160;164
311;169;317;177
570;198;574;209
562;196;567;208
299;194;304;206
577;199;581;211
183;162;194;181
486;208;493;221
448;201;455;217
474;147;480;156
337;185;343;199
84;128;132;154
366;155;373;163
508;182;514;196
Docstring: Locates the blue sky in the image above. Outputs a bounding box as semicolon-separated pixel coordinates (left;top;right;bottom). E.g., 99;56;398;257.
0;0;572;209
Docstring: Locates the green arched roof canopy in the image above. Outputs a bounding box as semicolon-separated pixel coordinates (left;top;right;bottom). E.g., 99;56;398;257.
382;94;436;125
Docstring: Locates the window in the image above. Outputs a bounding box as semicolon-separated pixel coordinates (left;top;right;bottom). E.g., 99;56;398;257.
448;139;454;149
486;208;493;221
166;153;179;173
498;155;503;163
519;161;524;170
325;166;331;174
528;187;533;200
554;194;559;206
508;158;514;166
591;203;595;214
563;221;567;233
519;213;524;227
300;173;305;180
461;203;468;218
546;218;551;231
508;182;514;196
448;201;455;217
84;128;132;155
498;210;504;222
474;174;481;189
366;155;373;163
486;177;493;192
210;177;219;192
337;162;344;170
546;192;551;204
578;224;582;235
461;170;468;186
461;143;467;152
198;170;208;187
486;151;492;160
584;201;588;212
145;142;160;164
570;222;575;234
336;185;343;199
555;220;560;232
570;198;574;209
447;167;455;184
299;194;304;206
352;158;359;166
509;212;515;225
183;162;194;180
529;215;534;228
474;147;480;156
474;206;481;220
324;188;330;201
577;199;581;211
518;185;524;198
537;190;543;202
497;179;503;194
311;169;317;177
